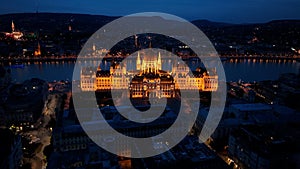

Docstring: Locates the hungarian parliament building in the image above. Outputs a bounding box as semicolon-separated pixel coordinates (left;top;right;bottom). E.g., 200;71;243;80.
80;52;218;98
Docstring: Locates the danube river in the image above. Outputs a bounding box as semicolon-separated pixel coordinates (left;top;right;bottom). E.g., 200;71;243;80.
7;59;300;83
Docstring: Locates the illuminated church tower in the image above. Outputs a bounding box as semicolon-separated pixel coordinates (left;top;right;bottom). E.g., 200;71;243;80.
34;42;41;57
8;20;23;40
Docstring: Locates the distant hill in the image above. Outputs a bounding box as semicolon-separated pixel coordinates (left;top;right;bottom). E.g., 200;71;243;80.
191;19;300;53
1;12;299;33
191;19;235;28
0;13;299;56
0;13;118;33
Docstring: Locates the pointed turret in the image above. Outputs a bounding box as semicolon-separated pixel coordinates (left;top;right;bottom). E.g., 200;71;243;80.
122;62;127;74
136;51;141;71
134;35;138;48
157;52;162;70
34;42;41;57
97;65;101;71
11;20;15;32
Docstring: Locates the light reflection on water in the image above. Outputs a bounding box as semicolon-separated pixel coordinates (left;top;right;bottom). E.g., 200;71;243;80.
7;59;300;83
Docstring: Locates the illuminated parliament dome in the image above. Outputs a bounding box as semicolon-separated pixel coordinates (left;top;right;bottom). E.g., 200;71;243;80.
80;52;218;98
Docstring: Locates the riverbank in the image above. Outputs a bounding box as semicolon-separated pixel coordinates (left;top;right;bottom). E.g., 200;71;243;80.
0;55;299;64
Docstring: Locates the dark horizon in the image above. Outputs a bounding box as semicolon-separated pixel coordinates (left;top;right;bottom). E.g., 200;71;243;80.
1;0;300;24
1;11;300;25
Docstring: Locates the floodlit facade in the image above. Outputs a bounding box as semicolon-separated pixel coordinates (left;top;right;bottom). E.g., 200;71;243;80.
5;21;23;40
80;52;219;96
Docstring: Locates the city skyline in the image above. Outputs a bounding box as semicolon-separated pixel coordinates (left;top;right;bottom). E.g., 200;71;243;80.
0;4;300;168
1;0;300;23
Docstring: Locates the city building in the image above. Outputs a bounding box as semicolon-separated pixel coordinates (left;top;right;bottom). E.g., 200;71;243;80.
229;103;273;120
80;67;96;91
53;105;177;153
51;114;230;169
132;135;230;169
80;52;219;96
195;102;300;151
129;52;175;98
195;107;240;148
0;127;23;169
1;78;48;131
52;125;89;152
228;125;300;169
0;65;11;90
47;144;121;169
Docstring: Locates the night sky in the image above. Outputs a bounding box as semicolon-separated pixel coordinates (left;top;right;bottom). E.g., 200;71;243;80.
1;0;300;23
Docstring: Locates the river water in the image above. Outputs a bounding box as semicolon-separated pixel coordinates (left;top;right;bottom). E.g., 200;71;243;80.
7;59;300;83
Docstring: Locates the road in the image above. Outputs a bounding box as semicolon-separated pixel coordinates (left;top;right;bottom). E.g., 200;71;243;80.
23;93;63;169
